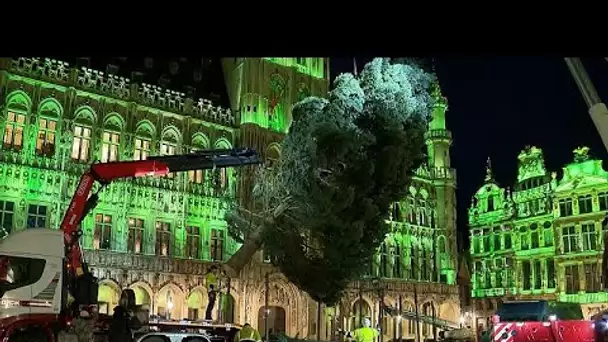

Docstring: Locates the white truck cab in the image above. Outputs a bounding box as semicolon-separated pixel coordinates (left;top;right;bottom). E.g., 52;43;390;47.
0;228;64;319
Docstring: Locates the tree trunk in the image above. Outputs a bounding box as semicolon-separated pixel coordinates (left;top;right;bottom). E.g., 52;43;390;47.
223;226;264;278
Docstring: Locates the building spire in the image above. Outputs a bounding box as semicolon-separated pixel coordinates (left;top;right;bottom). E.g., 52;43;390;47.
484;157;494;183
353;57;358;77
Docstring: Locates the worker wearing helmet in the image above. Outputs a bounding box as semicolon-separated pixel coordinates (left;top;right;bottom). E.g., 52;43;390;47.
235;323;261;342
353;318;379;342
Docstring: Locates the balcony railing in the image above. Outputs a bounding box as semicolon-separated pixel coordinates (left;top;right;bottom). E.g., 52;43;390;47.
424;129;452;141
2;57;235;127
84;249;214;276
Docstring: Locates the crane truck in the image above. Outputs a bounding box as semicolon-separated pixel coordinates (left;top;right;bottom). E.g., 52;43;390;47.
0;148;261;342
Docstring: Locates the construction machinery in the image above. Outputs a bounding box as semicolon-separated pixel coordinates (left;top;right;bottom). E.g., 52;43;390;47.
0;148;260;341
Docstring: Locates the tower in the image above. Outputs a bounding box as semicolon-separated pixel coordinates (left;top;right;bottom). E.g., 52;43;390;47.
221;58;330;206
425;84;458;284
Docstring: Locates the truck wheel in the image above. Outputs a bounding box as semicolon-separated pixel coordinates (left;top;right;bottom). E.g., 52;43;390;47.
8;329;48;342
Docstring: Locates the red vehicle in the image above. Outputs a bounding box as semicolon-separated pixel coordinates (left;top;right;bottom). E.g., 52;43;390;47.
491;300;594;342
0;148;260;342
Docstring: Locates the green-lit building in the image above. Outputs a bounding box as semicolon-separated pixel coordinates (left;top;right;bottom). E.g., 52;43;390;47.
469;145;608;327
0;57;461;341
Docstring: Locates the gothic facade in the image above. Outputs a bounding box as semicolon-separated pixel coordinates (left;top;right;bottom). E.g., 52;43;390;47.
469;146;608;328
0;57;460;341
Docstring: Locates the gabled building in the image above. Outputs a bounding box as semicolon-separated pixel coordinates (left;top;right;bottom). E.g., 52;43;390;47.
468;145;608;327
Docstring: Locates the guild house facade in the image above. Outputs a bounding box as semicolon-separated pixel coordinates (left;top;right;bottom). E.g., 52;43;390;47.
0;57;460;341
469;146;608;327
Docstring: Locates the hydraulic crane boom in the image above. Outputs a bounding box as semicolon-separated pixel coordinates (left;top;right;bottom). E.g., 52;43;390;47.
564;58;608;153
62;147;260;311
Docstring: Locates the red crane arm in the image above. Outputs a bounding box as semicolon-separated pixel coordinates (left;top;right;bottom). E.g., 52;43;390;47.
61;160;170;276
61;148;260;278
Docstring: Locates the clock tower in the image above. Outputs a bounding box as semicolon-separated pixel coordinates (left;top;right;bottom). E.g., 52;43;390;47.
222;57;330;206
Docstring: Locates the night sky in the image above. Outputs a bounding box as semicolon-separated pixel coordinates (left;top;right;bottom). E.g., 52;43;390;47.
331;57;608;247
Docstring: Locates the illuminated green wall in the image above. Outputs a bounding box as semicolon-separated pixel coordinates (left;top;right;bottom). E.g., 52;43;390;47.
0;57;240;261
0;58;458;295
468;146;608;311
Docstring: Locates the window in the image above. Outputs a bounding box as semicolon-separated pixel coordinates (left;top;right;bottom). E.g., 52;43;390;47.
484;262;491;288
379;244;389;277
473;237;481;254
520;229;529;250
101;131;120;162
410;247;418;280
0;254;46;292
495;259;503;288
559;199;573;217
578;195;593;214
3;111;25;151
210;229;225;261
562;226;578;253
544;229;554;247
134;138;150;161
483;230;490;252
585;263;600;293
599;192;608;211
494;234;501;251
296;57;305;65
531;229;539;249
36;118;57;157
522;261;531;290
547;259;555;288
0;201;14;237
565;264;580;294
582;223;597;251
94;214;113;250
155;221;171;256
392;245;402;278
127;218;144;254
71;125;91;162
185;226;200;259
160;141;176;178
533;260;541;289
487;196;494;211
505;234;512;249
216;168;229;190
27;205;47;229
188;149;205;184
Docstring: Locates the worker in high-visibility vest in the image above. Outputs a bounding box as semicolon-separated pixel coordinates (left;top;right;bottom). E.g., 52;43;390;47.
235;323;262;342
353;318;379;342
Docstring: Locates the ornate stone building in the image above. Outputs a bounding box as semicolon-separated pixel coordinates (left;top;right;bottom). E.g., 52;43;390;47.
0;57;460;341
468;146;608;328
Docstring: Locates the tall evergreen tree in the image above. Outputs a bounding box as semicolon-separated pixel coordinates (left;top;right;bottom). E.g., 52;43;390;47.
226;58;437;305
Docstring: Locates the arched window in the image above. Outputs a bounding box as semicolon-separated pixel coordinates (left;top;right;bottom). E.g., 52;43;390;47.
421;302;435;337
3;91;31;152
134;122;154;161
72;107;95;162
487;195;494;211
215;139;232;191
351;299;371;329
160;128;180;178
36;99;61;157
101;114;123;162
188;134;210;184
